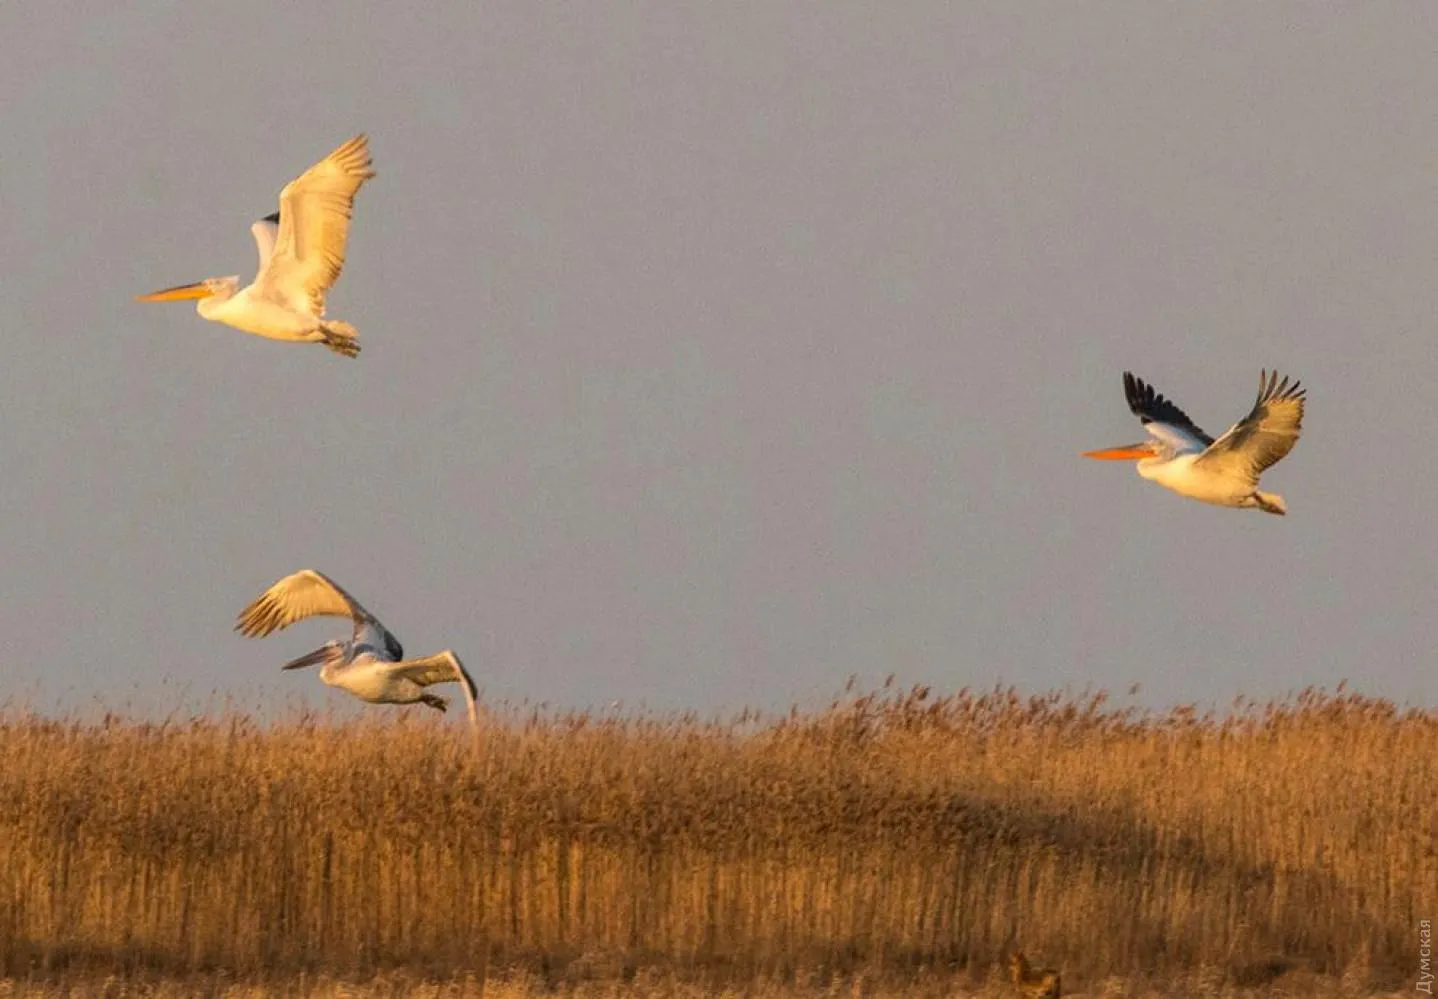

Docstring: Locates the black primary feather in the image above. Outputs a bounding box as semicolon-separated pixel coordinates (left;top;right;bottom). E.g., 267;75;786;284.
1122;372;1214;445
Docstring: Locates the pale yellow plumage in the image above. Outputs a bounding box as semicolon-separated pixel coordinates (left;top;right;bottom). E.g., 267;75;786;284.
263;134;376;319
138;135;375;358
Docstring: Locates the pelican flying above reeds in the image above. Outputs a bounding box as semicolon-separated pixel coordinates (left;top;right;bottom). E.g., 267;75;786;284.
137;135;375;358
1084;370;1306;514
236;570;477;729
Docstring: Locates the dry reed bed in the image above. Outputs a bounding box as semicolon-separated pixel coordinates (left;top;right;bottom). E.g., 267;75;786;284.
0;967;1419;998
0;686;1430;991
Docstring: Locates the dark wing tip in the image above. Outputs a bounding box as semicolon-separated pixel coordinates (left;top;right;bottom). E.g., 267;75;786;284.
1119;371;1213;444
384;632;404;661
1122;371;1159;422
1122;371;1142;414
1257;369;1306;404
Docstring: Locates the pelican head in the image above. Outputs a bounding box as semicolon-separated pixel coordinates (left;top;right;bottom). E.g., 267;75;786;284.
136;276;240;305
1082;441;1159;461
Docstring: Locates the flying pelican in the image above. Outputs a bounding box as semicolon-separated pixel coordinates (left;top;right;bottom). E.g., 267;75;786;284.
1084;370;1306;514
137;135;375;358
236;570;478;729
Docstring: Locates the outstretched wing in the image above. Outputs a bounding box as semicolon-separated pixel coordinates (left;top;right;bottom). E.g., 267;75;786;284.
235;569;383;640
255;135;375;317
1196;370;1305;483
1124;371;1214;454
392;651;479;730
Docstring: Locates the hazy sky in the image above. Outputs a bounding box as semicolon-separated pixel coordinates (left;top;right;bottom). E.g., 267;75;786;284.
1;5;1435;719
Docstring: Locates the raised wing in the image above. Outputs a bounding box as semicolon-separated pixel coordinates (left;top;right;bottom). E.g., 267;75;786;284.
256;135;375;317
1196;370;1305;483
393;651;479;730
1124;371;1214;453
235;569;382;639
249;211;280;275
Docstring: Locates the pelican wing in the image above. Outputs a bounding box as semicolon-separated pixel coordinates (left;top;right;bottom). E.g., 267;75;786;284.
1196;370;1305;482
250;211;280;274
236;569;382;639
393;651;479;730
1124;371;1214;453
256;135;375;316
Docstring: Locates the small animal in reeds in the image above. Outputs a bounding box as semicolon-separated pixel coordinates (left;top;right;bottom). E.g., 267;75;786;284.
236;569;478;730
1008;950;1061;998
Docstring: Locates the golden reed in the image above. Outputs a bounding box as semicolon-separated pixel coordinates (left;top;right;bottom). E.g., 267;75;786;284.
0;684;1429;985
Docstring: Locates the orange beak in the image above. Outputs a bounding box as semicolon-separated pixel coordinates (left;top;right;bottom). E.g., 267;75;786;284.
136;281;212;303
1082;443;1154;460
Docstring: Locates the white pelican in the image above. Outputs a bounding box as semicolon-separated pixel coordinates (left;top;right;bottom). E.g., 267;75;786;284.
1084;370;1306;514
236;569;478;729
137;135;375;358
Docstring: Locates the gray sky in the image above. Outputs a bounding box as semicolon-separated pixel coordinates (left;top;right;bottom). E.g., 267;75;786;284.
1;4;1434;719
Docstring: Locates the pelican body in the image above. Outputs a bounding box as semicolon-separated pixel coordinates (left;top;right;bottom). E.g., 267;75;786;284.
1085;370;1306;515
138;135;375;358
237;570;478;729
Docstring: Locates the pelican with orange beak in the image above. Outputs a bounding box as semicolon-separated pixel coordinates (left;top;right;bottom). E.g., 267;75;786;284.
1085;370;1306;514
237;569;479;731
137;135;374;358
